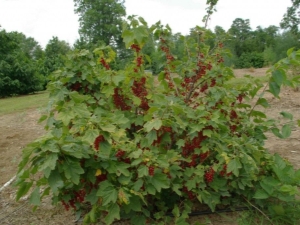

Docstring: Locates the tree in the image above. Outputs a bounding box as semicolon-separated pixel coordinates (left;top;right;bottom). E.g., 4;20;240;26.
281;0;300;35
0;29;44;97
43;36;71;75
73;0;126;47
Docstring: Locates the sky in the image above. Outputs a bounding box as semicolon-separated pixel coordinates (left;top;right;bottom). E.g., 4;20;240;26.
0;0;293;48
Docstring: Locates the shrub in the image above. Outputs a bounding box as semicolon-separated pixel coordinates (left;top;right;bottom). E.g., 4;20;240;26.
15;17;300;224
235;52;264;69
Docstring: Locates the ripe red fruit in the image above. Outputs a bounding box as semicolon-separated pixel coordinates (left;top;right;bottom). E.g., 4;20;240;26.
205;167;215;183
148;166;155;176
94;135;104;150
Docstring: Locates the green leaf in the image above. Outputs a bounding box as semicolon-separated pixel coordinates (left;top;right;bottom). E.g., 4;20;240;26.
82;129;99;143
134;26;149;45
144;119;162;132
29;187;41;206
250;110;267;118
227;158;242;176
48;170;64;194
122;30;135;48
16;182;33;201
272;70;285;86
253;189;269;199
281;124;291;138
63;161;84;184
69;91;89;103
39;153;58;172
57;110;75;125
96;180;118;206
280;111;293;120
112;74;125;85
146;130;157;145
256;98;269;108
102;85;115;97
104;203;120;225
149;173;170;192
101;124;116;133
138;165;148;178
271;127;283;138
269;80;280;97
73;104;91;118
203;129;213;137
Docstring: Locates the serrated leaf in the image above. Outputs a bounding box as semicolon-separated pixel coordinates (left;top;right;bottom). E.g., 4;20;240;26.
57;110;75;125
73;104;91;118
63;161;84;184
101;124;116;133
227;158;242;176
203;129;212;137
29;187;41;206
96;180;118;206
112;74;125;85
138;165;148;178
122;30;135;48
69;91;89;103
149;173;170;192
144;119;162;132
48;170;64;194
82;129;99;143
103;203;120;225
39;153;58;172
146;130;157;145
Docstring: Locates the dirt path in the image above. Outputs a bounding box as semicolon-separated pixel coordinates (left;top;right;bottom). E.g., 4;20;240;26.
0;68;299;224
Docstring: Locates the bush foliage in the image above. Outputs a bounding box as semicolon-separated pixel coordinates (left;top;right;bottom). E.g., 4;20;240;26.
15;17;300;224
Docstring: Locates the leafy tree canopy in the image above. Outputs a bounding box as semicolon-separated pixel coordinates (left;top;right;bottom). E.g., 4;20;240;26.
74;0;126;47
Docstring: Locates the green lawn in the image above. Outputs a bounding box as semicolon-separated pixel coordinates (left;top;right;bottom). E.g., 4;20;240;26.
0;91;49;116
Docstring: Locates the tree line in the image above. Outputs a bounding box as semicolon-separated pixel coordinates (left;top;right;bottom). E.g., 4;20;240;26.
1;0;299;97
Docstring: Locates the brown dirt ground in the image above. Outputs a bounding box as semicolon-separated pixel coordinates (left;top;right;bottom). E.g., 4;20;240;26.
0;68;299;225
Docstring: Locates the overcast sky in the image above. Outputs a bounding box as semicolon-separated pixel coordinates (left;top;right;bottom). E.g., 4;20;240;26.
0;0;292;48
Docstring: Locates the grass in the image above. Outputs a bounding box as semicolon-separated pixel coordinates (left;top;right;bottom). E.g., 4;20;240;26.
0;91;49;116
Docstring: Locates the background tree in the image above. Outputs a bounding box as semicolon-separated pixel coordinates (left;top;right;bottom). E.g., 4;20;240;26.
73;0;126;48
0;29;44;97
43;36;71;75
281;0;300;35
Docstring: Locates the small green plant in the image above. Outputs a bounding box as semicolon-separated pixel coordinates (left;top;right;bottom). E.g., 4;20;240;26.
14;16;300;225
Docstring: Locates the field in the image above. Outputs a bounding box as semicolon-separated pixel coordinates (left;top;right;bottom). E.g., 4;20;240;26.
0;68;299;224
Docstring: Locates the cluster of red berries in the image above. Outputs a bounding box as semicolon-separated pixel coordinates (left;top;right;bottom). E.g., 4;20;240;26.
115;149;125;158
131;77;149;110
160;41;175;64
136;56;143;67
205;167;215;183
237;94;244;103
131;44;141;53
100;57;110;70
219;164;232;177
94;135;104;150
113;88;131;111
230;110;238;120
182;186;195;200
182;131;208;157
148;166;155;176
74;189;86;203
70;82;82;91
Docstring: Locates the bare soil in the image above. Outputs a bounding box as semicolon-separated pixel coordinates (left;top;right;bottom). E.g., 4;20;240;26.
0;68;299;224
